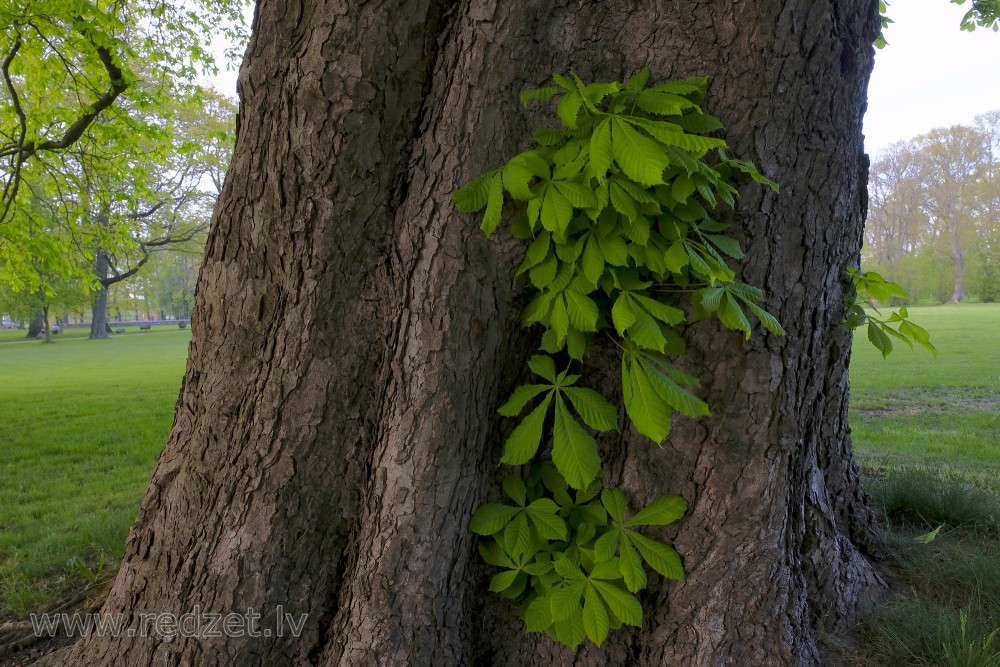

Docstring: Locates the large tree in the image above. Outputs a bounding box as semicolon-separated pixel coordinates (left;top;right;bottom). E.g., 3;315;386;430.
53;1;886;665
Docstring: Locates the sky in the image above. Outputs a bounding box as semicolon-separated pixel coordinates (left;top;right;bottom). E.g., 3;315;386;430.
865;0;1000;156
205;2;1000;159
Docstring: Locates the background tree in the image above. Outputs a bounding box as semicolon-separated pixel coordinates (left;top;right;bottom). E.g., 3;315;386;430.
864;114;1000;303
49;1;891;665
0;0;246;225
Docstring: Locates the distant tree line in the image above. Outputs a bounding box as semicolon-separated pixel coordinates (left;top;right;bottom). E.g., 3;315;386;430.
865;110;1000;303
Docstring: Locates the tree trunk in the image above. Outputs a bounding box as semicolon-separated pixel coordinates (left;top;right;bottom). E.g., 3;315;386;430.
55;1;884;665
949;244;965;303
26;310;43;338
90;250;113;339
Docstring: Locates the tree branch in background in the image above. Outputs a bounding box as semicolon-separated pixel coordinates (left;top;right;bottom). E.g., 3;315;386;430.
0;17;129;226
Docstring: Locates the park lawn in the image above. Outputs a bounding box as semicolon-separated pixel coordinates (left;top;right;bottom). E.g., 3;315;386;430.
849;303;1000;491
0;325;184;344
0;331;191;616
847;303;1000;667
0;304;996;665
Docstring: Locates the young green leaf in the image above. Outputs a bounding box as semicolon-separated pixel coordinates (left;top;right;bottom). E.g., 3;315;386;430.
562;387;619;432
498;384;552;417
470;504;520;536
503;511;532;558
601;488;627;523
501;394;553;465
623;357;672;443
583;584;611;646
867;320;893;359
618;537;647;592
552;395;602;489
590;579;643;627
525;498;568;541
527;355;558;383
628;532;684;580
611;118;668;187
503;475;528;506
626;494;687;527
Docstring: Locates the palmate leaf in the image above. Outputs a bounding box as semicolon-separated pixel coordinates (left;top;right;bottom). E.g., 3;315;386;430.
563;288;600;332
516;232;551;275
611;118;668;186
867;321;893;359
590;579;643;627
481;173;505;235
601;488;627;522
583;583;611;646
716;293;752;339
490;569;521;593
522;595;552;631
452;170;495;213
540;184;574;233
640;359;709;418
500;393;552;465
581;234;605;285
589;118;613;179
562;387;618;432
525;498;568;541
527;355;558;382
470;503;520;535
503;511;532;557
552;395;602;489
520;86;560;107
549;605;587;649
622;355;671;443
628;532;684;580
626;494;687;526
618;536;647;592
498;383;551;417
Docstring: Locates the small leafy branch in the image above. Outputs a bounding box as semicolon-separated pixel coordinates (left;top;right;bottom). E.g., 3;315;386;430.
470;464;685;648
455;69;783;648
844;267;936;358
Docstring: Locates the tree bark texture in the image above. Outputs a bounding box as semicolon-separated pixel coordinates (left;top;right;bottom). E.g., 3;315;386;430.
25;310;43;338
57;0;885;665
90;250;112;339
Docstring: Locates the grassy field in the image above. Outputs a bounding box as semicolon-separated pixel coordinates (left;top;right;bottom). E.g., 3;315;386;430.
847;303;1000;666
0;305;997;664
850;303;1000;491
0;330;191;615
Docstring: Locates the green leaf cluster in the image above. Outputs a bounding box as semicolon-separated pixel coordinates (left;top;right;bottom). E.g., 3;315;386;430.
455;71;782;476
844;268;936;358
470;464;686;648
455;71;782;648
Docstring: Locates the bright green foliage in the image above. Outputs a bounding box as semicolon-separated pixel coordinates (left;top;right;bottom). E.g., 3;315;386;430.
1;0;247;289
845;268;937;358
469;464;686;648
455;70;781;473
455;71;782;647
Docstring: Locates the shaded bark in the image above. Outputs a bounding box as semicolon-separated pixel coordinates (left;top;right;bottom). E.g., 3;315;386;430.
25;310;43;338
89;250;113;339
56;1;884;665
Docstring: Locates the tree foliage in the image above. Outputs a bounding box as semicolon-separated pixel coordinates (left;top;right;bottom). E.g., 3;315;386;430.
864;112;1000;303
455;70;783;647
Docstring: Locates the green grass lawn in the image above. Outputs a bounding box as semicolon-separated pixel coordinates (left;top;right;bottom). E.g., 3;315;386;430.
850;303;1000;491
0;330;191;615
0;304;997;664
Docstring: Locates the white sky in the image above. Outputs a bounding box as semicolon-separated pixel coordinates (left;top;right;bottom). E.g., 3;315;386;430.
203;3;1000;159
865;0;1000;156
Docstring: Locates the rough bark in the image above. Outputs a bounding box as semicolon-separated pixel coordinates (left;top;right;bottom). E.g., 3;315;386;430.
55;1;884;665
90;250;113;339
25;310;43;338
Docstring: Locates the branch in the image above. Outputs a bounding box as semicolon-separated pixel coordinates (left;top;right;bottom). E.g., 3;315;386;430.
0;35;27;225
0;17;129;226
